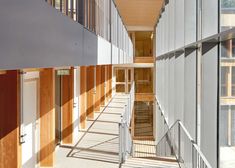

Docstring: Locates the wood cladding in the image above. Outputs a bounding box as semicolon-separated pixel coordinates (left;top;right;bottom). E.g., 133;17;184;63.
109;65;112;99
101;66;106;106
134;57;155;63
61;68;74;144
40;68;55;167
86;66;95;119
80;67;87;129
0;70;20;168
105;66;109;103
95;66;101;112
135;93;155;102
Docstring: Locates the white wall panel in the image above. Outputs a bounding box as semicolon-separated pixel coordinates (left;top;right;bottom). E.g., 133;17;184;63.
175;0;185;49
202;0;218;38
97;36;111;65
184;0;196;45
201;44;218;168
184;50;197;140
174;54;184;122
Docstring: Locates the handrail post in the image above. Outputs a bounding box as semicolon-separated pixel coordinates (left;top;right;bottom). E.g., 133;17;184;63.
119;121;123;165
192;144;195;168
178;122;181;163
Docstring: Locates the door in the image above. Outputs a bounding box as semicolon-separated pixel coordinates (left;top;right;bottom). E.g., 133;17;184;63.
115;68;134;93
22;73;39;168
55;73;62;145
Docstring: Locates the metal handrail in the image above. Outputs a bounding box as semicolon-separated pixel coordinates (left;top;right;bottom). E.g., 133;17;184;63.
156;96;212;168
155;119;179;147
119;82;135;165
156;116;213;168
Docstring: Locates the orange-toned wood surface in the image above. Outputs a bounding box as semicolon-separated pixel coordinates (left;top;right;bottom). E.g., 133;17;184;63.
40;68;55;167
135;93;155;102
101;66;106;106
86;66;95;119
108;65;112;99
134;57;155;63
105;66;109;103
95;66;101;112
80;67;87;129
61;68;74;144
0;70;20;168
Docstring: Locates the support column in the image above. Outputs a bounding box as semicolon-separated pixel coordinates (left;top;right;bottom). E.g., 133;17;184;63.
0;70;20;168
101;65;106;106
105;65;109;103
108;65;112;100
40;68;55;167
61;68;74;144
95;66;101;112
87;66;95;119
80;66;87;129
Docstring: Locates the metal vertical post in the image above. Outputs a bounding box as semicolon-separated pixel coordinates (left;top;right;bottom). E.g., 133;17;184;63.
178;122;181;162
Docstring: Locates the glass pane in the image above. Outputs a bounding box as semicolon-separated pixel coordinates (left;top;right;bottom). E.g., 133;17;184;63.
232;67;235;96
134;101;153;137
128;69;131;82
134;68;153;93
221;66;228;97
55;0;61;10
116;69;125;82
128;84;131;92
135;31;153;57
231;106;235;145
220;0;235;31
116;84;125;93
220;39;235;168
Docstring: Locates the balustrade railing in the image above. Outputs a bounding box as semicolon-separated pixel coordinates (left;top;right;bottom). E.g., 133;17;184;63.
156;106;213;168
119;82;135;165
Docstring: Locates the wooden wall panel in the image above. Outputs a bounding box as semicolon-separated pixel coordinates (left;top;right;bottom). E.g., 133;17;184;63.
135;93;155;102
101;66;106;106
108;65;112;99
105;65;109;103
134;57;155;63
0;70;20;168
40;68;55;167
80;67;87;129
61;68;74;144
86;66;95;119
94;66;101;112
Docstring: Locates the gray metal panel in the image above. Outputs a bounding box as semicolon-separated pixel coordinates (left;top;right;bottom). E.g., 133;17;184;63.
201;44;218;168
0;0;98;70
174;54;184;122
169;0;175;51
202;0;218;38
184;0;196;45
83;28;98;65
168;56;175;126
184;50;197;140
175;0;184;49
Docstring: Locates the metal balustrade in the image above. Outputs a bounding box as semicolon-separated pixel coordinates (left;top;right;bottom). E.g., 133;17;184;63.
119;82;135;165
156;116;213;168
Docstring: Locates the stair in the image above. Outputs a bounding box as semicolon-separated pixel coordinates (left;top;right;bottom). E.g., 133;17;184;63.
121;157;179;168
133;140;156;158
122;139;179;168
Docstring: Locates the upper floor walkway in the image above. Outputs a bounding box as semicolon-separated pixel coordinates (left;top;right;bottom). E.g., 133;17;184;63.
55;93;179;168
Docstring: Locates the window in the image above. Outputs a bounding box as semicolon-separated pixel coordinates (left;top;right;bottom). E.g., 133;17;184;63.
115;68;133;93
221;66;229;97
134;68;153;93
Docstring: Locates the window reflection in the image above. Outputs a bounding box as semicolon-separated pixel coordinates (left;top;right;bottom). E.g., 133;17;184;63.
221;0;235;31
220;39;235;168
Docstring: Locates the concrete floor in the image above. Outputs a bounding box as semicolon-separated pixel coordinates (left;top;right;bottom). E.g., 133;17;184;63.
55;94;129;168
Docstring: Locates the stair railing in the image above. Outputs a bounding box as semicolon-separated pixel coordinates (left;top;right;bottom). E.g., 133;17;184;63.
156;118;213;168
119;82;135;165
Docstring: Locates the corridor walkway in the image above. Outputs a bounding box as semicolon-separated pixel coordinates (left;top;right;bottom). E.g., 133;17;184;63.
55;94;129;168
